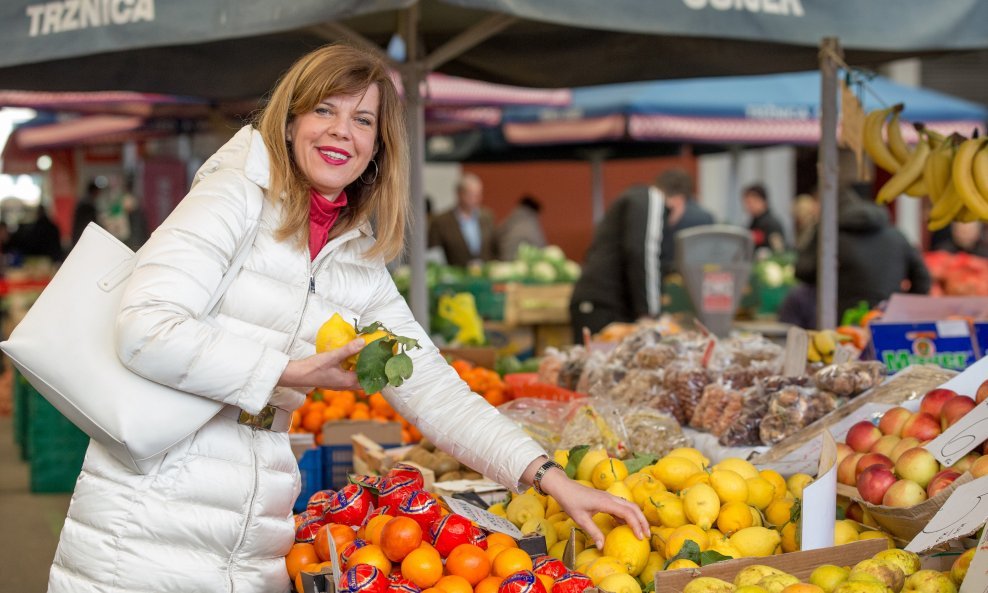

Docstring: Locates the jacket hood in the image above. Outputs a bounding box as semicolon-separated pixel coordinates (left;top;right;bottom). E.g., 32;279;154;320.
838;189;889;233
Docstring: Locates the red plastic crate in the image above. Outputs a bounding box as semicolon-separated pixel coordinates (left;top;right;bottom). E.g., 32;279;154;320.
504;373;586;402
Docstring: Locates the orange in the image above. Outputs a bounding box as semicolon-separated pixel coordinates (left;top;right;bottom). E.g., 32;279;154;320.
492;547;533;578
436;575;473;593
381;516;424;562
323;404;346;421
484;544;509;565
422;589;444;593
365;514;394;546
347;544;391;576
301;410;324;433
402;547;444;588
475;575;504;593
536;574;554;592
329;390;357;415
485;533;518;550
285;543;320;579
445;544;491;586
314;523;357;563
295;562;325;593
369;392;393;417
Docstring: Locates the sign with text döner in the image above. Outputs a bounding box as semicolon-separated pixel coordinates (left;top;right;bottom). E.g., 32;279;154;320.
907;475;988;552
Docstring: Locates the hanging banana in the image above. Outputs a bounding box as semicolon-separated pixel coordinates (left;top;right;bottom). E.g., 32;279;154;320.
952;136;988;219
924;134;958;206
863;105;903;174
887;111;912;164
876;136;930;205
973;145;988;202
929;179;965;231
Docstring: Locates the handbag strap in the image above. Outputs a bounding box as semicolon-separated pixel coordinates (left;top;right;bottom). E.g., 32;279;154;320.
200;202;263;319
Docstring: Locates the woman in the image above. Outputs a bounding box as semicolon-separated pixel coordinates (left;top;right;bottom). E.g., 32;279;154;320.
48;45;647;593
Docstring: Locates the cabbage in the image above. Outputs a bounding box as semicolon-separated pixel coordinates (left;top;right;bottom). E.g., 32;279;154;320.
541;245;566;263
559;260;582;282
530;261;558;283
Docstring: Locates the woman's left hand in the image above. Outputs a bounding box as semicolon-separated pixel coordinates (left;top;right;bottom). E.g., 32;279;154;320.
537;465;649;551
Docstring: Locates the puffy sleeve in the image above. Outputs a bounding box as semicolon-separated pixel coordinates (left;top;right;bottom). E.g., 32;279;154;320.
114;170;290;415
361;267;546;492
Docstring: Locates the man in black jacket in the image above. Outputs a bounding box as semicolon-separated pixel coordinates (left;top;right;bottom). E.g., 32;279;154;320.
569;168;713;335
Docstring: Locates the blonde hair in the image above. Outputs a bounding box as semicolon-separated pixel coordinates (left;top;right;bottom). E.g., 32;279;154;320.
254;44;409;262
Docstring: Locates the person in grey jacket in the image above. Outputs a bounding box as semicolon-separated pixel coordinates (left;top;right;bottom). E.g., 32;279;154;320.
47;44;646;593
570;168;712;335
496;194;547;260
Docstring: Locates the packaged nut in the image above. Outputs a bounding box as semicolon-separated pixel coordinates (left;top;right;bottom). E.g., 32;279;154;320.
623;407;691;457
719;385;771;447
663;365;711;423
814;361;887;397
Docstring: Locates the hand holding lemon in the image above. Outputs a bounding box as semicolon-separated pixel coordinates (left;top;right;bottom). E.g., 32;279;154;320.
315;314;421;393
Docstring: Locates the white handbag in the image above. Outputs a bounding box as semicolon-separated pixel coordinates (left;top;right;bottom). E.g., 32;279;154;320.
1;221;259;474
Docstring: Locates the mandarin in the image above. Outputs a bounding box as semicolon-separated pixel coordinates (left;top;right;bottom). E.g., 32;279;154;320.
365;514;394;546
402;547;444;589
381;516;424;562
286;543;320;579
476;575;504;593
314;523;358;562
492;547;534;578
347;544;391;575
485;533;518;550
436;575;473;593
445;544;491;585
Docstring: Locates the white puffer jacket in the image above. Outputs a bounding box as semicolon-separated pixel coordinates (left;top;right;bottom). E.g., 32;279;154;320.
48;126;546;593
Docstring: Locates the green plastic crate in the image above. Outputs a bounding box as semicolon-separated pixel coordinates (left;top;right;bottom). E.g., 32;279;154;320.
26;387;89;493
12;371;31;460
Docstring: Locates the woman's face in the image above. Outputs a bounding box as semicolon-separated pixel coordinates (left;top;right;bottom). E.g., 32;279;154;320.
287;85;380;200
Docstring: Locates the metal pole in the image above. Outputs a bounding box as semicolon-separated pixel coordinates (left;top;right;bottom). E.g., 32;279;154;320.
817;37;841;330
589;150;606;224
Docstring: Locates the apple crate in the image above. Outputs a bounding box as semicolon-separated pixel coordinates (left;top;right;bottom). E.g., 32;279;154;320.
503;282;573;326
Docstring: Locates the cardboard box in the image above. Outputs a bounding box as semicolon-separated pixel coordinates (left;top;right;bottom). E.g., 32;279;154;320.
321;420;402;489
503;282;573;326
654;539;888;592
868;294;988;373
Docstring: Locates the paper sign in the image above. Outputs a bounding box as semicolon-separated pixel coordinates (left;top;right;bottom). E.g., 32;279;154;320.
926;398;988;466
800;432;838;550
328;526;342;590
701;271;734;313
444;496;523;538
906;475;988;552
959;524;988;593
783;327;809;377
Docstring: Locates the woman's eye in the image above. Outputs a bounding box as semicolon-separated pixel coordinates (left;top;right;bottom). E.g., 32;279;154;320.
315;107;331;115
356;117;374;127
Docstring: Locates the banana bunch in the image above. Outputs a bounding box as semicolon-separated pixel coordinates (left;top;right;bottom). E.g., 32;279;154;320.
806;329;852;364
863;105;988;230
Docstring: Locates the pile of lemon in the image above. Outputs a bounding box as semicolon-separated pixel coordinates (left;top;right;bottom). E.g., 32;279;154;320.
488;447;895;593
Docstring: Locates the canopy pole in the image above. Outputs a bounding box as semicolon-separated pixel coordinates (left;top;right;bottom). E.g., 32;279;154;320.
817;37;842;330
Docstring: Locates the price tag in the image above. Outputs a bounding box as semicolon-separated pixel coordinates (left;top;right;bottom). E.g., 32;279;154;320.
444;496;523;538
906;475;988;552
701;271;734;313
925;399;988;467
800;432;838;550
960;525;988;593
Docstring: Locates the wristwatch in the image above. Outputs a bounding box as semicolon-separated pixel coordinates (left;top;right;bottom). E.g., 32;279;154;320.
532;458;564;496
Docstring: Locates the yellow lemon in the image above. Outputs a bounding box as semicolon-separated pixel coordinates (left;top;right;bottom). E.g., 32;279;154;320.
780;521;799;553
632;480;666;509
717;501;755;536
749;506;763;527
709;542;743;560
649;526;673;556
710;469;750;504
857;531;894;549
746;477;776;510
735;566;786;587
575;548;603;568
706;528;729;548
665;524;709;558
603;525;651;576
682;472;712;489
758;573;799;593
545;496;562;517
585;556;628;585
315;313;357;353
653;492;689;528
548;540;568;560
593;458;629;490
737;586;771;593
809;565;850;593
553;449;570;467
683;483;720;530
729;526;782;558
683;578;736;593
666;559;700;570
759;470;789;499
839;519;861;534
764;498;797;528
606;481;635;503
577;448;611;482
786;473;814;499
593;512;617;535
624;471;654;490
833;520;859;546
506;493;545;527
638;551;664;588
714;458;760;480
598;573;643;593
652;456;703;491
666;447;711;469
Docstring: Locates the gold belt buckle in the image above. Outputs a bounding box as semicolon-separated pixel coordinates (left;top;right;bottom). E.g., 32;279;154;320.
237;405;277;430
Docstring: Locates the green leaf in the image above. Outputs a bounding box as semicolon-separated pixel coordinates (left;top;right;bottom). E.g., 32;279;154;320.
356;320;386;334
356;339;394;394
699;550;733;566
662;539;701;570
395;335;421;351
790;498;802;524
643;581;655;593
385;352;414;387
624;453;659;475
564;445;589;479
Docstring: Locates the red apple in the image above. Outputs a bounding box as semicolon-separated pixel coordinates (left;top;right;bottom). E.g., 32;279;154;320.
836;442;854;466
857;465;899;505
971;455;988;478
882;478;928;507
920;388;959;417
895;447;941;488
844;501;865;523
856;452;895;477
949;452;980;473
926;469;962;498
941;395;977;429
901;412;942;442
879;407;914;437
870;434;902;457
890;437;921;462
838;453;865;486
977;380;988;405
846;421;883;453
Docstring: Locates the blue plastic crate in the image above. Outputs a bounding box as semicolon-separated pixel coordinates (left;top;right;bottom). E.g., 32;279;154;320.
294;447;324;513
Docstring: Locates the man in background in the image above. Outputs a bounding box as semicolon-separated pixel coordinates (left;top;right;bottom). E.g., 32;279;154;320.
569;167;713;335
496;194;547;260
742;183;787;252
428;172;496;267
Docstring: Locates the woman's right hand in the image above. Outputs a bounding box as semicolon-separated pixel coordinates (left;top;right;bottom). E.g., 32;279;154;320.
278;338;364;391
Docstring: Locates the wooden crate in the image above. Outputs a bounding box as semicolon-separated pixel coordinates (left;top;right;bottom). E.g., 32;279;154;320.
503;283;573;326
